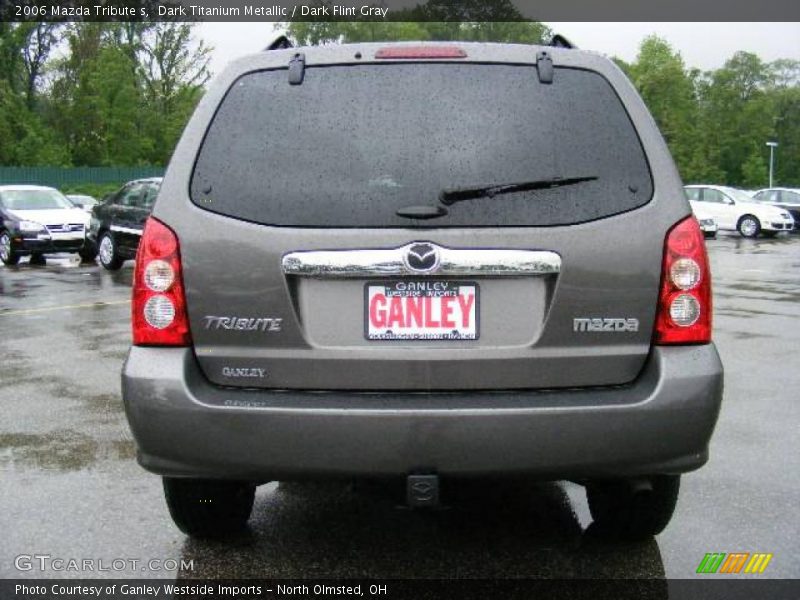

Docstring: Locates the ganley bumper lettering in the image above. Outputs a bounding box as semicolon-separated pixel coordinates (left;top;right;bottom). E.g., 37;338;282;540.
222;367;267;379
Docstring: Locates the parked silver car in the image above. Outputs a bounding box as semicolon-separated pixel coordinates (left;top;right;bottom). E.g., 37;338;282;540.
751;187;800;230
122;41;723;540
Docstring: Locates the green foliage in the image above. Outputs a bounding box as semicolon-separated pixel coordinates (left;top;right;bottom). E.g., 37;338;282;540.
0;79;69;165
623;39;799;188
0;21;209;169
60;182;123;199
627;37;703;180
741;147;769;188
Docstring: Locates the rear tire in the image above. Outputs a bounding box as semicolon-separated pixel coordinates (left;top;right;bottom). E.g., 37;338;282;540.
737;215;761;238
163;478;255;538
0;232;20;265
586;475;680;541
29;252;46;266
98;232;124;270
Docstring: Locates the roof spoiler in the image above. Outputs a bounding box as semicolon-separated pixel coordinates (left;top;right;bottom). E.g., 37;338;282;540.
265;35;293;51
267;33;574;52
550;34;576;49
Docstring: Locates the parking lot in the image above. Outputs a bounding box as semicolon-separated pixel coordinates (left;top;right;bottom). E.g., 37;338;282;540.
1;232;798;581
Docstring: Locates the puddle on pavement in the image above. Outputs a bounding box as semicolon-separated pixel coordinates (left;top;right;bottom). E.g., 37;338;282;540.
0;430;135;471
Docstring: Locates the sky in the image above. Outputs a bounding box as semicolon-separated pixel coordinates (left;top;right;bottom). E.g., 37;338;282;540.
198;22;800;77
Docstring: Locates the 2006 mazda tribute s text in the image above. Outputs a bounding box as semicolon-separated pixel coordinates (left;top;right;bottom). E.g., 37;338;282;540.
121;40;724;539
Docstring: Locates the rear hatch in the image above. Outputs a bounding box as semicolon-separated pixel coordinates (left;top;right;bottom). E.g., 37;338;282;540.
180;57;663;391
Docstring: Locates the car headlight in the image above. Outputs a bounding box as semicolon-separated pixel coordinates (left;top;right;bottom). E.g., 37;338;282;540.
19;220;46;232
780;212;792;219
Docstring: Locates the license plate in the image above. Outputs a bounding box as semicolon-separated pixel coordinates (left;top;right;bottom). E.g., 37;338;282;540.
365;280;479;341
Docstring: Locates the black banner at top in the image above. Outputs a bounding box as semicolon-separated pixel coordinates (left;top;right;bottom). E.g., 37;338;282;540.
3;0;800;22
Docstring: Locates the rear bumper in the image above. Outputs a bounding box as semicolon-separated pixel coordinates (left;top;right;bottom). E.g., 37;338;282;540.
697;219;717;234
122;344;723;481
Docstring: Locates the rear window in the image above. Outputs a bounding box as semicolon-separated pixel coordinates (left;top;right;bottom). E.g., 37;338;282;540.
191;63;652;227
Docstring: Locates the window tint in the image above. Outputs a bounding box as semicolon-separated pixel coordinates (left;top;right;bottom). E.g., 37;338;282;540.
702;189;726;204
191;64;653;228
684;188;701;201
139;183;159;210
118;184;143;207
0;189;73;210
780;190;800;203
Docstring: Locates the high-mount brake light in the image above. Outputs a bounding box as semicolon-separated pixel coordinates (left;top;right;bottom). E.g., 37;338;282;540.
654;216;712;345
132;218;191;346
375;46;467;59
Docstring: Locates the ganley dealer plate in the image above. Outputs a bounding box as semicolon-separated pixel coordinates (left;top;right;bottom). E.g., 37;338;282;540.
365;280;479;341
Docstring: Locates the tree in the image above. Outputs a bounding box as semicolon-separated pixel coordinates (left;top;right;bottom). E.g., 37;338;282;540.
40;21;209;167
699;52;775;185
0;79;68;165
620;39;798;188
741;146;768;188
625;36;708;182
140;23;211;114
19;23;61;109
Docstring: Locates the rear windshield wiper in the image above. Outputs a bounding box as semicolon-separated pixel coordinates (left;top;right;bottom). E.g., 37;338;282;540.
440;175;598;206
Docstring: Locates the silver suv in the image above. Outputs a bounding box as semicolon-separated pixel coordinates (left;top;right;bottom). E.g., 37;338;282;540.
122;41;723;539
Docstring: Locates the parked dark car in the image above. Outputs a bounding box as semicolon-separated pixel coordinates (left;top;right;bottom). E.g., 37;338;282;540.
88;178;162;270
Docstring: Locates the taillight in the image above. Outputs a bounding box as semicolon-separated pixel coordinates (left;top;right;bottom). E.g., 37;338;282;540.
654;216;712;344
132;217;191;346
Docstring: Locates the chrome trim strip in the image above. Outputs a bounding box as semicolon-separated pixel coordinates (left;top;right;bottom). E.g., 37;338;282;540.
110;225;142;236
282;243;561;278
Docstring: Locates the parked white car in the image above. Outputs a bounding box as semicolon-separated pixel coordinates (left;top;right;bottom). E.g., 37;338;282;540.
684;185;795;238
690;204;718;238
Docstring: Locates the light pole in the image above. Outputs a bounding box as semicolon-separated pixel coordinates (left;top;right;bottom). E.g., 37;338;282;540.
766;141;779;188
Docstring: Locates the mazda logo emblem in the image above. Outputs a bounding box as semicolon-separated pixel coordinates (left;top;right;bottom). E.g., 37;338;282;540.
404;242;439;273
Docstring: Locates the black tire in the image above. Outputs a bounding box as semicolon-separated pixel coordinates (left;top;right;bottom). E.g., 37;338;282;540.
0;231;20;265
29;252;46;266
737;215;761;238
163;477;255;538
78;244;98;263
98;232;124;270
586;475;680;541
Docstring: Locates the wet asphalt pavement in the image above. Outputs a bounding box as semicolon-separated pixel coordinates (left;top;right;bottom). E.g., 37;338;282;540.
0;232;798;582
